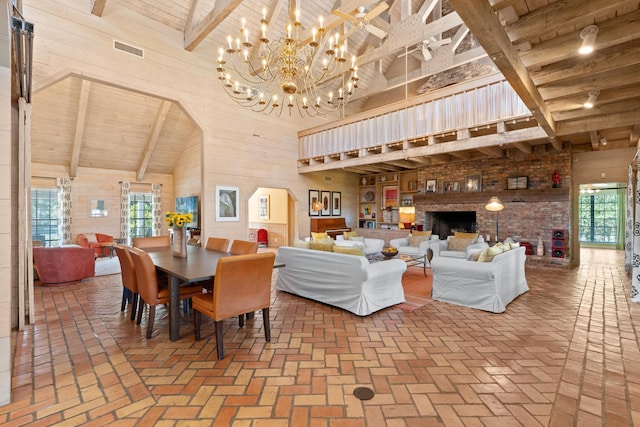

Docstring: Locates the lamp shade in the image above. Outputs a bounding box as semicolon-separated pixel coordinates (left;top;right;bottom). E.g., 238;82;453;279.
311;200;324;212
485;196;504;212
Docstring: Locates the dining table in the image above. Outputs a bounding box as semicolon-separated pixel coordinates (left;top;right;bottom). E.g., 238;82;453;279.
145;245;282;341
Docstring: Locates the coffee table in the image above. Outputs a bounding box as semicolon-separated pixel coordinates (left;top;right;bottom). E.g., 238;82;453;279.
367;253;428;276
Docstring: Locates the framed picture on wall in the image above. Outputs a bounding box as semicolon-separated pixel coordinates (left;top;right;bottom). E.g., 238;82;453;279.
465;174;482;192
258;195;269;219
216;185;239;222
321;191;331;216
443;181;460;193
309;190;320;216
425;179;437;193
382;185;399;208
331;191;341;216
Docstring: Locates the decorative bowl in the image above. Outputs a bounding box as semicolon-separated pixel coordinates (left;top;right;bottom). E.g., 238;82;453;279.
380;248;399;259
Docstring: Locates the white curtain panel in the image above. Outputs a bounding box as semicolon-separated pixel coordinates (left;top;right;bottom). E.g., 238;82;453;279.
626;164;633;273
632;159;640;302
152;183;162;236
56;177;72;244
120;182;130;242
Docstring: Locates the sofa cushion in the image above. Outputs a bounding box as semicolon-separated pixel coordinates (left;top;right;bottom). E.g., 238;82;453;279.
343;231;359;240
440;250;467;258
335;240;363;248
293;238;310;249
311;232;329;242
448;237;474;251
454;232;478;240
408;235;429;247
309;240;334;251
467;251;482;261
333;245;364;256
84;233;98;243
412;230;432;238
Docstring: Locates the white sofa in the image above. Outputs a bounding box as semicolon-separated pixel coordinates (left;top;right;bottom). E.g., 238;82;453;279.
275;246;406;316
306;236;384;255
389;234;440;266
430;235;489;259
430;246;528;313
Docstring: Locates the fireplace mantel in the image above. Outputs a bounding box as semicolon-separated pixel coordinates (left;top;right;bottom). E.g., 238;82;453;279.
413;188;569;205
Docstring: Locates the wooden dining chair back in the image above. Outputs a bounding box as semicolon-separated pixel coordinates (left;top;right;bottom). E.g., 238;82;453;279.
129;246;204;339
114;244;138;321
192;252;276;359
205;237;230;252
132;235;170;249
228;239;259;255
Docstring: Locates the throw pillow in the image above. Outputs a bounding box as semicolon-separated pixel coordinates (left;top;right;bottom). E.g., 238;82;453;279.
467;251;482;261
343;231;359;240
309;240;334;252
454;232;478;240
84;233;98;243
509;242;520;250
293;238;310;249
333;245;364;256
334;240;363;248
408;235;429;247
412;230;432;238
447;237;474;251
478;245;504;262
311;232;329;242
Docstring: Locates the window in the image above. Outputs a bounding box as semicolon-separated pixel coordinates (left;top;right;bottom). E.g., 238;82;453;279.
31;188;59;247
579;189;619;244
130;192;153;238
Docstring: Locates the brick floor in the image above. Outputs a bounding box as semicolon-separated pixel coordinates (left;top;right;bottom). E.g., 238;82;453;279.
4;248;640;426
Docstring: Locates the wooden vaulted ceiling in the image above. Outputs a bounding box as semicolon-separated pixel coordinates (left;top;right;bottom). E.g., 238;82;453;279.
32;0;640;178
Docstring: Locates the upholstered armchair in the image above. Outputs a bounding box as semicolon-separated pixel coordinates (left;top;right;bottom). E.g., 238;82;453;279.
33;246;95;286
77;233;114;257
389;232;440;266
430;234;489;260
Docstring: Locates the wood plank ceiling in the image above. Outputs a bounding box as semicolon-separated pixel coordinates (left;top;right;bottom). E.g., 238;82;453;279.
32;0;640;178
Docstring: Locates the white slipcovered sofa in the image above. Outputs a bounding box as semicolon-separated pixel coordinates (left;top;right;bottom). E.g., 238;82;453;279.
430;235;489;259
430;246;528;313
389;233;440;266
275;246;406;316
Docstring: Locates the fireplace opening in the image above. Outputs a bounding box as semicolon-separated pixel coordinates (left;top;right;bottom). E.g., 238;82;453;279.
425;211;477;238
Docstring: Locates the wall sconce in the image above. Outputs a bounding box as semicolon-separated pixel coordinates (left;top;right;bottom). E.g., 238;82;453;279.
583;90;599;108
579;25;599;54
600;136;607;146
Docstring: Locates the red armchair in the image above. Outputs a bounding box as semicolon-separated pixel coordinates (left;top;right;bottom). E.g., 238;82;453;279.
33;246;95;286
77;233;114;257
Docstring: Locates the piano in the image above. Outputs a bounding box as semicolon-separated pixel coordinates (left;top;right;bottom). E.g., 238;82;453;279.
311;218;351;239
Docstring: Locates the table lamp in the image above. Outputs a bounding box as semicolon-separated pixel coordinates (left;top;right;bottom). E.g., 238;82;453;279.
310;200;324;238
484;196;504;241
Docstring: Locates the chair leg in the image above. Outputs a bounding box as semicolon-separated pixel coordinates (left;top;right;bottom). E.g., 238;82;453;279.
130;293;138;321
238;314;244;328
194;310;201;341
121;288;127;312
263;308;271;342
215;320;224;360
136;299;145;325
146;305;156;339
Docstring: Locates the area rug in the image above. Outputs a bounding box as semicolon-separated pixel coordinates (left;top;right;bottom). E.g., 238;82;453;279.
397;266;433;312
94;256;121;276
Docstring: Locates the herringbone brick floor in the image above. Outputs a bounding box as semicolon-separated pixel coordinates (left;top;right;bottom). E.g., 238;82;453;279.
3;248;640;426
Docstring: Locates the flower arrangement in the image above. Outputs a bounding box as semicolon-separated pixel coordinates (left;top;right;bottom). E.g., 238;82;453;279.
165;212;193;228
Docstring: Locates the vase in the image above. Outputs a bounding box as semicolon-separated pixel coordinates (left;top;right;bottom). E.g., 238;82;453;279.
172;227;188;258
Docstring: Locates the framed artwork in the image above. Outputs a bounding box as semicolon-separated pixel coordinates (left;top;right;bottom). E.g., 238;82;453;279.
258;195;269;219
382;185;399;208
425;179;437;193
443;181;460;193
309;190;320;216
216;186;239;222
507;176;529;190
331;191;341;216
408;180;418;191
89;199;108;217
465;175;482;192
321;191;331;216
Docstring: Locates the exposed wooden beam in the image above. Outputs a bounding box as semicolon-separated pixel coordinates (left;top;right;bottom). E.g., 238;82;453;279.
553;98;640;122
511;141;531;154
557;109;640;135
90;0;106;16
539;66;640;101
477;146;504;157
630;125;640;147
547;86;640;114
184;0;200;33
184;0;244;51
589;131;600;151
70;80;91;178
137;101;171;181
448;0;556;138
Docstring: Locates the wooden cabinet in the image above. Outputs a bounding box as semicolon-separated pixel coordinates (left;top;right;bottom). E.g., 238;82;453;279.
358;172;401;230
358;175;377;229
399;170;419;207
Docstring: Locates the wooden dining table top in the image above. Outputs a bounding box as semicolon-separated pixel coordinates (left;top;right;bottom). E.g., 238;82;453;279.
145;245;232;283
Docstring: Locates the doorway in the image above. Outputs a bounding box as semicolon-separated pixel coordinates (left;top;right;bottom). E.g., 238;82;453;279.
247;187;297;248
578;182;626;250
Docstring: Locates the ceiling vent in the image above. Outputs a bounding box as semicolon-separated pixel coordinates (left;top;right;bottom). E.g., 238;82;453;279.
113;40;144;58
324;176;332;182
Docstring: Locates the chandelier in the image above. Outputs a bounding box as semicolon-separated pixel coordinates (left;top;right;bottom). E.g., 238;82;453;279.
216;7;358;117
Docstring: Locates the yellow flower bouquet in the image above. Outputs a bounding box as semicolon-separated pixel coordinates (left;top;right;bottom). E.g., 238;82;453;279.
165;211;193;228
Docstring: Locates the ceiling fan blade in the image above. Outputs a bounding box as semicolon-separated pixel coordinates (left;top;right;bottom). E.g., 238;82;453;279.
331;9;356;23
366;25;387;39
365;2;389;20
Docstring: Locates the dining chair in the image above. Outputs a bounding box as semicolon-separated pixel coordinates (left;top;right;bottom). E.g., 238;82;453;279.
205;237;230;252
114;244;138;321
132;235;171;249
192;252;276;360
129;246;205;339
229;239;259;255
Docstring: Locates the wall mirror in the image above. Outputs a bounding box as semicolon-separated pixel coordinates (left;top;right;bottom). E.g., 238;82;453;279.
89;199;108;217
